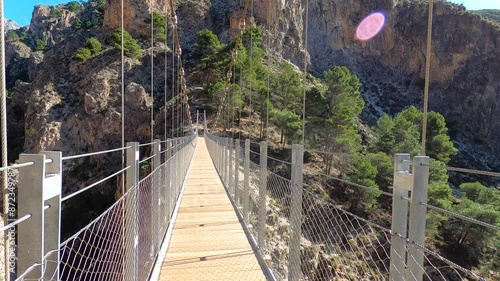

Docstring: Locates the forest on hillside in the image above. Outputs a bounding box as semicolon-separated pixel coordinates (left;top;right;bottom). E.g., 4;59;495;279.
190;26;499;279
474;9;500;25
3;0;499;279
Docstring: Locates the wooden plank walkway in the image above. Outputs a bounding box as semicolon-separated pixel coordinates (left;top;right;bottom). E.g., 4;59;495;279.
157;137;266;281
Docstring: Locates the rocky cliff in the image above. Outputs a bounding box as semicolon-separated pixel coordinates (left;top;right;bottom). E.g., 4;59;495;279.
4;0;500;213
5;0;176;238
245;0;500;177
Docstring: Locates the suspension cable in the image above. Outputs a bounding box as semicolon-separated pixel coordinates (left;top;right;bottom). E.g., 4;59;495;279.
421;0;434;155
120;0;125;195
301;0;309;145
164;9;168;142
265;0;271;140
0;0;9;277
171;20;175;138
150;1;155;143
213;0;251;128
249;0;254;119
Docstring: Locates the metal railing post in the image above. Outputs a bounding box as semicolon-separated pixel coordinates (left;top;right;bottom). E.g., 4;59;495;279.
166;139;172;218
234;139;240;204
288;144;304;281
17;154;46;279
405;156;430;281
125;142;139;281
228;138;234;195
390;153;411;281
41;151;62;281
243;139;250;221
152;139;161;255
173;139;178;201
226;138;231;185
222;137;226;182
258;141;267;249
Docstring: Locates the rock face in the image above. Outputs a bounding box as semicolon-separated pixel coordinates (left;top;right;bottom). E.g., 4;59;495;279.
5;19;21;30
243;0;500;174
104;0;169;35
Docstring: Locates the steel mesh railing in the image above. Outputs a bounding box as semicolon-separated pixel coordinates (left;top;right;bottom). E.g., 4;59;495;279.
205;134;493;281
15;135;196;281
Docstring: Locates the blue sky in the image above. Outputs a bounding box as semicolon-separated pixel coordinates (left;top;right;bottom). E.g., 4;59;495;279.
6;0;69;26
5;0;500;27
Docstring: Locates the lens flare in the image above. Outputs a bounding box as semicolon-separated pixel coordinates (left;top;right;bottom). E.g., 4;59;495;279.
356;12;386;41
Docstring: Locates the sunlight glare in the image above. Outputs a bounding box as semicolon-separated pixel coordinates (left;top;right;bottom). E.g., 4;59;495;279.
355;12;386;41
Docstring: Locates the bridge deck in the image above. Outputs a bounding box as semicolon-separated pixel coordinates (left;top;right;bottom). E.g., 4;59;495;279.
157;137;266;280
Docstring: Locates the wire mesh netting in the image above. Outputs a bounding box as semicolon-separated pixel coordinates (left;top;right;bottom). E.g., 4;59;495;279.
301;189;391;280
205;135;495;281
15;137;196;281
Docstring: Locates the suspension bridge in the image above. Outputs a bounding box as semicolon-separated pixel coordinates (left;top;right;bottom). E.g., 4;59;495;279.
0;0;499;280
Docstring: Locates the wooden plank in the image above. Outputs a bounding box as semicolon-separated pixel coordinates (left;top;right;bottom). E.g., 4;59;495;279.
158;138;266;280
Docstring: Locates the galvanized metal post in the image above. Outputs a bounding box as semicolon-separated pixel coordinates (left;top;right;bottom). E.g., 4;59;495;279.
173;139;178;200
41;151;62;281
223;138;227;184
196;110;199;134
125;142;139;281
17;154;46;279
228;139;234;195
405;156;430;281
234;139;240;204
243;139;250;221
390;153;411;281
152;139;161;255
288;144;304;281
203;110;207;135
258;141;267;249
226;138;231;185
166;139;172;219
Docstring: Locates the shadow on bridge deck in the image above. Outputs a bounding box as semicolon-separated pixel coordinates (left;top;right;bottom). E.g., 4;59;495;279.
152;137;266;280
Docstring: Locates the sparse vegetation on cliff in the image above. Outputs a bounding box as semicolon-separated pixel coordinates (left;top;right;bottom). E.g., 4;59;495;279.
110;28;142;58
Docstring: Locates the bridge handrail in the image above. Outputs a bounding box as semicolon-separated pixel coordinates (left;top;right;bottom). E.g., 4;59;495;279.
204;131;491;281
13;131;197;281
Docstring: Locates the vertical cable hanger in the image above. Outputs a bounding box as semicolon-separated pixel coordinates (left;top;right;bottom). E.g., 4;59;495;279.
164;9;168;143
0;0;9;277
120;0;125;194
265;0;271;140
171;24;176;138
421;0;434;155
150;0;155;143
249;0;254;121
213;0;251;128
301;0;309;145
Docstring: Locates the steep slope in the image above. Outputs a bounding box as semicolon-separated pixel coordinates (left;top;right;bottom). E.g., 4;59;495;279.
240;0;500;178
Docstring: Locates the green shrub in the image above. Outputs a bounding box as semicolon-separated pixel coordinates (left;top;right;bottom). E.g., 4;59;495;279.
74;47;92;61
149;11;166;41
35;39;46;51
110;28;142;59
74;17;82;30
6;30;19;42
68;1;82;12
84;37;102;54
50;8;62;17
90;0;107;9
19;31;28;41
83;20;94;30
